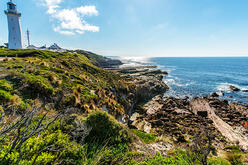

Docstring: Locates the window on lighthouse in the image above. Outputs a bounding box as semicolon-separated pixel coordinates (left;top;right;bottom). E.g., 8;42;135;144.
8;4;15;10
9;4;13;10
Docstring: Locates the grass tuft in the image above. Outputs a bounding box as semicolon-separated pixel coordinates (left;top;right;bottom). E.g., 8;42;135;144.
130;129;157;144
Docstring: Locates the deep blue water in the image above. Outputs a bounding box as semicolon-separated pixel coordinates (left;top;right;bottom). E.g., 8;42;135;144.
119;57;248;104
149;57;248;104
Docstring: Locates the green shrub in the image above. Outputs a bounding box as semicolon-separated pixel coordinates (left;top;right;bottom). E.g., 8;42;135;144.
208;157;231;165
225;145;241;153
0;80;13;91
0;117;86;165
130;129;156;144
225;152;244;165
85;111;131;146
20;73;55;96
86;143;141;165
0;130;86;165
224;145;246;165
136;150;201;165
0;90;13;102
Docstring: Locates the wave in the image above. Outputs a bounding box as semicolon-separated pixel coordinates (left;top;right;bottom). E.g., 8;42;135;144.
164;88;193;99
216;83;248;92
164;77;195;87
216;83;232;93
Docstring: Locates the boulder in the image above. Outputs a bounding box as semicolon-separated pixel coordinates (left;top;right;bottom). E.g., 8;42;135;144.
242;90;248;93
136;80;169;102
130;112;140;121
131;120;152;133
210;92;219;98
229;85;240;92
151;120;164;127
197;110;208;118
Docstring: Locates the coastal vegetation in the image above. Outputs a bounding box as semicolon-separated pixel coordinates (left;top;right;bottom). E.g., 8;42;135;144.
0;49;247;164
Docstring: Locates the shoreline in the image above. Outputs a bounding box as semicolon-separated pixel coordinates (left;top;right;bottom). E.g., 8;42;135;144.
117;57;248;106
107;57;248;152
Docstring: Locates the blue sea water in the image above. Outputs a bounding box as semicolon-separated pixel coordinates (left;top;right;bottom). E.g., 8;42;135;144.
121;57;248;104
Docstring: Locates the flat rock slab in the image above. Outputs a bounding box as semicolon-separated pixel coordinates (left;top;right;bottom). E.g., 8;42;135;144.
190;98;248;151
143;95;164;115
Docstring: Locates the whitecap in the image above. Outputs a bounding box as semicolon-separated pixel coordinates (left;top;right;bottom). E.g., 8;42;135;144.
164;78;185;87
184;81;196;86
216;83;232;93
164;79;176;84
216;82;243;93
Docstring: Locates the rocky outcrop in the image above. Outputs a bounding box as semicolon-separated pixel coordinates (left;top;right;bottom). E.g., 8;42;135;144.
210;92;219;98
98;59;123;68
117;66;169;103
191;98;248;151
206;98;248;127
129;94;248;151
103;64;169;124
229;85;240;92
130;97;222;144
106;64;169;119
132;138;173;157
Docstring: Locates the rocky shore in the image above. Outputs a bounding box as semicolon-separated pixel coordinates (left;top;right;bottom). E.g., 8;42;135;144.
109;60;248;153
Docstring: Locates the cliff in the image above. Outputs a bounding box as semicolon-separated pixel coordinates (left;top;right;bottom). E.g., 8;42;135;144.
0;49;247;164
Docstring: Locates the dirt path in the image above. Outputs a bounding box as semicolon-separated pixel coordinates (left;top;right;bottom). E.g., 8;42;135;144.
190;98;248;151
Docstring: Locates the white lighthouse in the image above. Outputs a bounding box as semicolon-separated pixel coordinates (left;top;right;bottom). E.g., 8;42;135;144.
5;0;24;49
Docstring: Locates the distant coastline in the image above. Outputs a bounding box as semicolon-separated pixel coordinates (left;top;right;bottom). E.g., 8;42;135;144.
116;56;248;105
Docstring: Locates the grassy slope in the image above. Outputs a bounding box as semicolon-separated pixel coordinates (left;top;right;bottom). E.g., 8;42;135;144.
0;49;132;116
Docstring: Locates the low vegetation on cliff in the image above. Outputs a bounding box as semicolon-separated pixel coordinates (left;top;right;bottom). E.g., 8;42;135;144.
0;49;133;117
0;49;247;165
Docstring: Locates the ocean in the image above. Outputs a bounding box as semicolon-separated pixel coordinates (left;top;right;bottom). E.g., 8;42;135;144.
120;57;248;104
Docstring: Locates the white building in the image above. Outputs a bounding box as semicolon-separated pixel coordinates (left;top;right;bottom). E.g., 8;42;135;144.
5;0;24;49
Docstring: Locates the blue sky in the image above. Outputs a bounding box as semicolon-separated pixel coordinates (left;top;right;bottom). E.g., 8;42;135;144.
1;0;248;57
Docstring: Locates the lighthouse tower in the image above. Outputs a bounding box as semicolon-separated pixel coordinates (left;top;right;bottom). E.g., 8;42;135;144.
5;0;24;49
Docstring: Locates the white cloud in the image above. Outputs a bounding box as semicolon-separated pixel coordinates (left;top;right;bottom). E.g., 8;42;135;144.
76;6;98;16
43;0;62;14
41;0;99;35
53;27;75;35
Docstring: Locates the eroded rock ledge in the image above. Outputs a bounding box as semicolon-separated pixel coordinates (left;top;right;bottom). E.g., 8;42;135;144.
110;64;169;115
